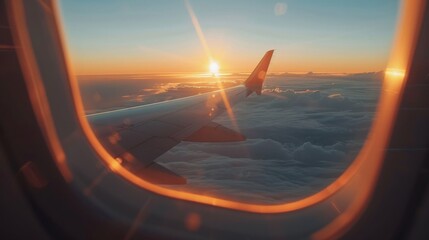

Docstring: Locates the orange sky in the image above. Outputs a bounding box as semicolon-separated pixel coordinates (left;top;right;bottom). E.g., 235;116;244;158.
71;50;390;75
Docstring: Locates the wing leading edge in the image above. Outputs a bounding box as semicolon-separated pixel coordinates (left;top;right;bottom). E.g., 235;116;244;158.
88;50;274;184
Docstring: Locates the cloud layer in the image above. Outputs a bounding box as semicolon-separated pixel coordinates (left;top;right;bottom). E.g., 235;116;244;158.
157;75;381;203
80;73;381;203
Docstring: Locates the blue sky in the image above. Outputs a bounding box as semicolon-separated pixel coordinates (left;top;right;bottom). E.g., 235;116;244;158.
59;0;400;74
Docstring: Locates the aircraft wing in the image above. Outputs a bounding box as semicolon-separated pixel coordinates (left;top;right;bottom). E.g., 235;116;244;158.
87;50;274;184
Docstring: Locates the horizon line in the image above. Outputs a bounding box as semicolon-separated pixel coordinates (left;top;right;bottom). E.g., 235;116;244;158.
75;70;385;77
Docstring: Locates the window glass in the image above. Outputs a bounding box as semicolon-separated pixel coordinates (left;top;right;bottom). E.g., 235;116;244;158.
59;0;399;204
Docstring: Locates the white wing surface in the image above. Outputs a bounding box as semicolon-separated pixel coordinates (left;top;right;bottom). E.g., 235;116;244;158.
87;50;274;184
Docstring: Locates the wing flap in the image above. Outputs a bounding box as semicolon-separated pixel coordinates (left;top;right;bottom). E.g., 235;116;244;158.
132;162;186;185
93;127;151;157
184;122;246;142
122;137;179;167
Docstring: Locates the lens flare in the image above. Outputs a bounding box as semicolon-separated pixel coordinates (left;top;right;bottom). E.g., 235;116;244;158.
209;62;219;75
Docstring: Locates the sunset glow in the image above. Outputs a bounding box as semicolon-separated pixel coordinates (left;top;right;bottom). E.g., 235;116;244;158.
59;0;400;75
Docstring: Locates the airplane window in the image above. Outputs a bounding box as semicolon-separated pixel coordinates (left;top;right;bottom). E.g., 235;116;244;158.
58;0;399;204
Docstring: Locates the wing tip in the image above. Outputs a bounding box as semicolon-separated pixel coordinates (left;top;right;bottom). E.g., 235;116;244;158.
244;49;275;96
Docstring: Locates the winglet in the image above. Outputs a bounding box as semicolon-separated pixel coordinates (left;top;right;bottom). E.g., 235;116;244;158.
244;50;274;96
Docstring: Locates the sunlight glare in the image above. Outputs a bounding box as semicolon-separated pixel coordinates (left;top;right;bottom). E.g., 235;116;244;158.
209;62;220;75
385;68;405;78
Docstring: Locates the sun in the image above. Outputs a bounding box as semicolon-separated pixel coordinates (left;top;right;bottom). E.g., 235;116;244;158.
209;61;219;75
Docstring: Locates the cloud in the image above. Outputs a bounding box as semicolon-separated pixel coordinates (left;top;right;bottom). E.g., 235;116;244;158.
292;142;346;165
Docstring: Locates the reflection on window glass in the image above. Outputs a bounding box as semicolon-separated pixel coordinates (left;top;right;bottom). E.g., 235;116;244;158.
60;0;399;203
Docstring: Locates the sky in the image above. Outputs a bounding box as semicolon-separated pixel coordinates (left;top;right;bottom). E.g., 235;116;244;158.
59;0;400;75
